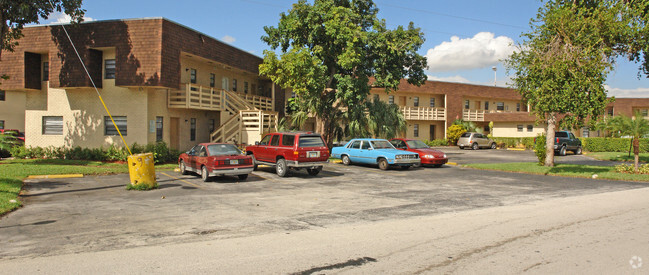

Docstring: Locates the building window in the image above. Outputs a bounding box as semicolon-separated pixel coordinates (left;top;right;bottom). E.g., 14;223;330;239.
190;69;197;84
43;62;49;81
232;79;238;92
105;116;127;136
413;124;419;137
222;77;229;90
156;116;163;141
430;98;435;107
0;120;4;129
484;125;489;132
0;90;5;101
210;74;215;88
497;102;504;111
244;81;249;94
484;101;489;110
642;109;649;117
388;95;394;104
517;125;523;132
104;59;116;79
516;103;521;112
464;100;470;109
527;125;533;132
190;118;196;141
208;119;215;133
582;127;589;137
414;97;419;107
43;116;63;135
607;108;614;116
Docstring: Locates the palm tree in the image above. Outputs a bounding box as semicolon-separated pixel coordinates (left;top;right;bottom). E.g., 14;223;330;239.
366;98;407;139
609;112;649;172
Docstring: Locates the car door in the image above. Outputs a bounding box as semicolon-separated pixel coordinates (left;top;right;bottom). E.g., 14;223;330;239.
568;133;578;150
347;140;362;162
359;140;374;164
256;134;272;162
188;145;202;171
476;134;488;147
268;134;281;160
195;145;208;170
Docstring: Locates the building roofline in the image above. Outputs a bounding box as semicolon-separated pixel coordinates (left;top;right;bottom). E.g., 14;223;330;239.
26;17;262;60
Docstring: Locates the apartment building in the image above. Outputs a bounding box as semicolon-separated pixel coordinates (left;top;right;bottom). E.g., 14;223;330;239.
0;18;283;151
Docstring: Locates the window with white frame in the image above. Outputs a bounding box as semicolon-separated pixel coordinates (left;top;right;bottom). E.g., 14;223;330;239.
497;102;504;111
190;69;197;84
244;81;249;93
43;116;63;135
430;98;435;107
484;101;489;110
105;59;116;79
517;125;523;132
43;61;49;81
464;100;470;109
641;109;648;117
232;79;238;92
190;118;196;141
388;95;394;104
527;125;533;132
414;97;419;107
414;124;419;137
582;127;589;137
210;74;215;88
156;116;163;141
105;116;127;136
516;103;520;112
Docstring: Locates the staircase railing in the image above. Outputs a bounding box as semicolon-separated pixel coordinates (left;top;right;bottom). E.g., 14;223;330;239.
210;112;241;143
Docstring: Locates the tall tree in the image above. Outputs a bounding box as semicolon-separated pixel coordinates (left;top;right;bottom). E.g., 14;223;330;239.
506;1;627;166
260;0;427;147
609;112;649;172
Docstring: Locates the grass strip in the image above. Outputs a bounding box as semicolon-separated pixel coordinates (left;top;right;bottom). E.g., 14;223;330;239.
0;159;177;215
585;152;649;163
465;162;649;182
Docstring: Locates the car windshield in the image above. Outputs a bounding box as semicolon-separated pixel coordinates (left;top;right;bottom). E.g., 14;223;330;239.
461;133;471;138
371;140;395;149
298;136;325;147
207;144;241;156
406;140;429;149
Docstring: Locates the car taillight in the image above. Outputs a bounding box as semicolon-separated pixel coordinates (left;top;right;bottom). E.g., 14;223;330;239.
556;137;559;143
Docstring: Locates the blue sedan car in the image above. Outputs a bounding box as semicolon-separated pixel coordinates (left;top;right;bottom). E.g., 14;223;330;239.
331;138;420;170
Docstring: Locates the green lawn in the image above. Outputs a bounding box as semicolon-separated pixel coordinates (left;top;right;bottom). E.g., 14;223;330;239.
0;159;177;215
585;152;649;163
465;162;649;182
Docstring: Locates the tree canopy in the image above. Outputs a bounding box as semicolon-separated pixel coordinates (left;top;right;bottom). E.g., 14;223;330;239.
259;0;427;146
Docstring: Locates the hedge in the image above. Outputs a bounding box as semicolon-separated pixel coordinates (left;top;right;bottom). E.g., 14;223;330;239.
492;137;536;149
579;137;649;153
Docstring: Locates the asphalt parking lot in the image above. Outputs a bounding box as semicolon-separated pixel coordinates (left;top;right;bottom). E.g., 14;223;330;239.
439;146;625;166
0;148;645;260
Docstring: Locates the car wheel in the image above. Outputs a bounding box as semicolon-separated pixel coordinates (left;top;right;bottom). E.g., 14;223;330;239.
575;146;582;155
201;166;209;182
307;166;322;176
378;158;389;170
490;143;497;149
341;155;351;165
472;143;479;150
250;155;258;171
276;158;288;177
459;146;464;150
432;164;443;168
179;160;188;175
238;174;248;180
559;146;567;156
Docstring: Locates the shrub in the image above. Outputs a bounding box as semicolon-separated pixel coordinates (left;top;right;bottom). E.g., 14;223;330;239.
5;141;178;163
424;139;448;147
534;134;546;165
491;137;536;149
447;125;466;145
615;163;649;174
580;137;649;153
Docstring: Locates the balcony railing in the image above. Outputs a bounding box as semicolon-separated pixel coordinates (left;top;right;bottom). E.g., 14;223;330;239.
400;106;446;121
463;109;485;121
168;83;273;112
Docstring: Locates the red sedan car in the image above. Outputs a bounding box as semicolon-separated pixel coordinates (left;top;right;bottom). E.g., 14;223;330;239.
389;138;448;168
178;143;253;181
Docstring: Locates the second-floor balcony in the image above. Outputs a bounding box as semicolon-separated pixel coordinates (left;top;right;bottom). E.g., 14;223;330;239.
168;83;273;112
400;106;446;121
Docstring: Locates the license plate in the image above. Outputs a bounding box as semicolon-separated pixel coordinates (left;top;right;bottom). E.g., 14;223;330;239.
230;159;239;165
307;151;319;158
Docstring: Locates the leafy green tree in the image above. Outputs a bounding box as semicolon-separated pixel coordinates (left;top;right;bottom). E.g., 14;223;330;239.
259;0;427;147
506;1;624;167
0;0;85;82
366;97;407;139
609;112;649;172
446;124;466;145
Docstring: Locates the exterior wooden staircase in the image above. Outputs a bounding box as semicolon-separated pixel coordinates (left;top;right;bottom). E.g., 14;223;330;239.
168;83;278;145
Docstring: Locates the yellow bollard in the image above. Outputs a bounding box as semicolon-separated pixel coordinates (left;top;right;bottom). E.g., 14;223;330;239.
127;153;157;189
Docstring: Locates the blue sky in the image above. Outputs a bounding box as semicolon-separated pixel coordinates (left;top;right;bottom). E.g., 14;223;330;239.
43;0;649;97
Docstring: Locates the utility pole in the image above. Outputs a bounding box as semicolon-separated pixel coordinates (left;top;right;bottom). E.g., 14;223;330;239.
492;66;497;86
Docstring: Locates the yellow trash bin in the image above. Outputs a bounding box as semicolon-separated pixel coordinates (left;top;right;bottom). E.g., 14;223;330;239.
127;153;157;188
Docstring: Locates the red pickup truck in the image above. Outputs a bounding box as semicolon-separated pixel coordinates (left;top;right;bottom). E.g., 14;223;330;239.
246;132;329;177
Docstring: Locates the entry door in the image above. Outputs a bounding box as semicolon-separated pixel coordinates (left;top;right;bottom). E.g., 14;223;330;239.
400;96;407;106
429;125;436;140
170;117;180;150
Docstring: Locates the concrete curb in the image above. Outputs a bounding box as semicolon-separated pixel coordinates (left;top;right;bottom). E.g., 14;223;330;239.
27;174;84;179
506;148;526;151
447;162;458;166
329;159;342;164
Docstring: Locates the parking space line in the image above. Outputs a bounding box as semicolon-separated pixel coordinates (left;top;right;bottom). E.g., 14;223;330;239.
160;172;203;189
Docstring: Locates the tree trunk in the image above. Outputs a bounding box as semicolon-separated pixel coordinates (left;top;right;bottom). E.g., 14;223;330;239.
315;116;333;149
545;113;557;167
633;137;640;173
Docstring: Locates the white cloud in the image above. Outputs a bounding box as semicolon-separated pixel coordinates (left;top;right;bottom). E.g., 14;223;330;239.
221;35;236;44
47;12;94;24
604;85;649;98
426;32;515;72
427;75;471;84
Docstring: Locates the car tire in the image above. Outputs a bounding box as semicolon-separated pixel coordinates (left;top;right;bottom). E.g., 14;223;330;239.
276;158;288;177
201;166;209;182
559;146;567;156
238;174;248;180
250;155;258;171
432;164;443;168
459;146;464;150
307;166;322;176
472;143;479;150
490;143;497;149
341;155;351;165
378;158;389;170
575;146;582;155
179;160;188;175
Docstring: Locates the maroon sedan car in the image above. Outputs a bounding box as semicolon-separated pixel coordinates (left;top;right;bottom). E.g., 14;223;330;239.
178;143;253;181
389;138;448;168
